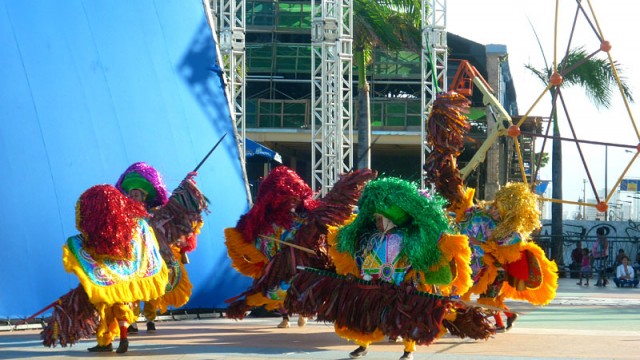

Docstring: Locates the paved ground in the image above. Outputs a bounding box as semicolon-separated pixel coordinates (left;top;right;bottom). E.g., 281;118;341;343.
2;278;640;360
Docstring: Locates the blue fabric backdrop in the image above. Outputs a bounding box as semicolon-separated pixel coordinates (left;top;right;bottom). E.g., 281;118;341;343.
0;0;252;318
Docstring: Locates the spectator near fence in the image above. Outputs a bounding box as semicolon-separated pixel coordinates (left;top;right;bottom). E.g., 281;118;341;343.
570;242;583;279
592;226;610;287
614;255;639;288
576;248;591;286
614;248;628;268
633;253;640;276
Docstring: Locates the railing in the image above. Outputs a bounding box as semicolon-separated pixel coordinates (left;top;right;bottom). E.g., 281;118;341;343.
532;233;640;278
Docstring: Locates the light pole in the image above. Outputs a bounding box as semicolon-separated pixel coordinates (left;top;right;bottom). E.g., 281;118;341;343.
604;145;608;221
632;195;640;222
576;198;583;220
622;200;632;220
608;203;620;220
582;179;587;220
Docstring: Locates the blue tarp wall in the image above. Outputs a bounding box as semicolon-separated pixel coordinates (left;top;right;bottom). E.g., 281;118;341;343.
0;0;252;318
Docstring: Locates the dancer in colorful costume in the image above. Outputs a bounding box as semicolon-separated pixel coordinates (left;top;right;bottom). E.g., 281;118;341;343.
424;91;558;332
456;183;558;330
224;165;376;328
41;185;168;353
286;177;493;360
115;162;208;333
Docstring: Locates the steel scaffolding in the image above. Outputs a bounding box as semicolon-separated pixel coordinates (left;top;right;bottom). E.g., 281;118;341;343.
421;0;447;189
203;0;252;203
206;0;247;162
311;0;353;196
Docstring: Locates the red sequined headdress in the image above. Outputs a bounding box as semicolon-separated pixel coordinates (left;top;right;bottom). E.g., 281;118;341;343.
237;166;319;243
75;184;148;260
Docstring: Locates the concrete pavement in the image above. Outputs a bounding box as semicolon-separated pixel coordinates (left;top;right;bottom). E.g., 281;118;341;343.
2;278;640;360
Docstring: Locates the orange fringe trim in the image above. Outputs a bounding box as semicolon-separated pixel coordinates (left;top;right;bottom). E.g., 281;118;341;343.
476;295;505;309
334;324;385;347
155;247;193;313
224;227;267;279
436;234;473;296
461;254;498;301
483;242;524;265
327;217;360;276
500;242;558;305
246;292;284;311
448;188;476;223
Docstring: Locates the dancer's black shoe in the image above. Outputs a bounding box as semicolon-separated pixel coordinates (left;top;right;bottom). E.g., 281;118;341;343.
88;343;113;352
349;346;368;359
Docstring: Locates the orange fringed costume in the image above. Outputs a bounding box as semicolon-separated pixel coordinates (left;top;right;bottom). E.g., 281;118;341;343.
458;183;558;311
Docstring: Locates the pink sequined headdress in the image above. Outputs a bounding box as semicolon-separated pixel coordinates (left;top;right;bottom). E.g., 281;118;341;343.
115;162;169;209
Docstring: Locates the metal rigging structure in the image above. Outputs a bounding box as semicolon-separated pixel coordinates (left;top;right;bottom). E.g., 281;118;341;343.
420;0;448;190
203;0;252;203
311;0;354;196
203;0;247;163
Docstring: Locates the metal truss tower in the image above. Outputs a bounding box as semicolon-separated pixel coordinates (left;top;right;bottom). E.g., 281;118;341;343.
205;0;247;162
420;0;447;189
311;0;354;196
203;0;252;203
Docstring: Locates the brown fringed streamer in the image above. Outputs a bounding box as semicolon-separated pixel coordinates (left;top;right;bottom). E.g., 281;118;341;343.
308;169;377;234
257;220;333;295
286;271;450;345
229;169;377;308
225;299;250;320
424;153;466;206
150;179;209;251
442;305;495;340
41;286;99;347
427;92;471;154
424;91;471;206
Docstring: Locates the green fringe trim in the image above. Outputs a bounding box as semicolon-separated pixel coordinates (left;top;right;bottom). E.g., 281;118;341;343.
421;263;453;285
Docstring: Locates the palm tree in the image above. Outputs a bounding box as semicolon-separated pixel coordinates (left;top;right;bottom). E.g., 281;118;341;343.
353;0;422;169
526;47;633;269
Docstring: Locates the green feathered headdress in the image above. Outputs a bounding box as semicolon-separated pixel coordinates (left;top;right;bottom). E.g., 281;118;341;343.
336;177;453;273
119;173;157;205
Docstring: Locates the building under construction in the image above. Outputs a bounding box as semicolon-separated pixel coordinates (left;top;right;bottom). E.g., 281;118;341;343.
240;0;543;200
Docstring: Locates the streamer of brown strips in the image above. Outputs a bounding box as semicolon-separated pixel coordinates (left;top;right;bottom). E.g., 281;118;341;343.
424;91;472;206
286;270;450;344
40;286;99;348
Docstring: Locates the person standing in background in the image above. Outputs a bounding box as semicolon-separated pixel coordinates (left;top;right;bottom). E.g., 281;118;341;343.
576;248;591;286
592;227;610;287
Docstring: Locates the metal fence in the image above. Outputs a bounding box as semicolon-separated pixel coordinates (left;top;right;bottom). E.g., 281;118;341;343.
533;221;640;278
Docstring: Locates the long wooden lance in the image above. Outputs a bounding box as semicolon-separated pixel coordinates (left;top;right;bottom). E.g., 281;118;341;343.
192;133;227;173
259;235;316;254
175;133;226;264
12;299;58;330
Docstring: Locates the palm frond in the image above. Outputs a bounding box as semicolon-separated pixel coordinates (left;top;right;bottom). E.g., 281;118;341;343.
560;47;633;108
354;0;422;51
524;64;550;85
527;18;549;71
525;47;633;109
